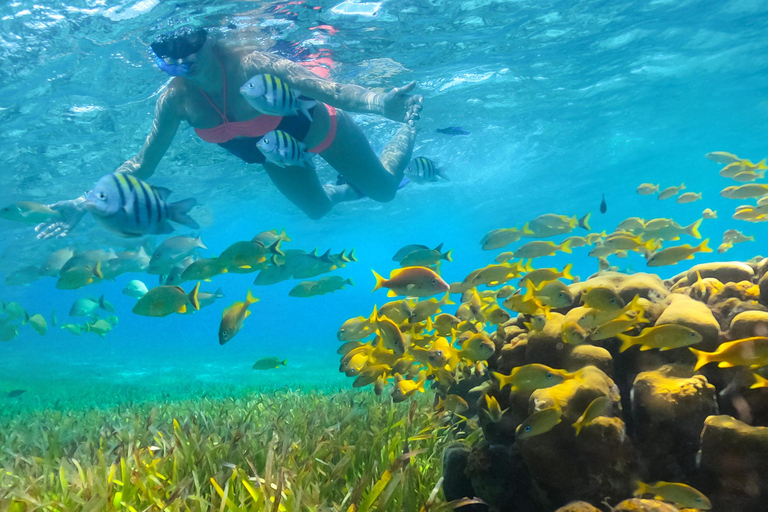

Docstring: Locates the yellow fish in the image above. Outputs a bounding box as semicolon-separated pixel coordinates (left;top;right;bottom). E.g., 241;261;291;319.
493;363;570;393
646;239;712;266
618;324;702;352
590;313;645;341
458;333;495;362
437;394;469;414
516;408;562;440
722;229;753;244
392;370;427;402
525;213;591;237
520;263;574;287
750;373;768;389
0;201;61;225
133;282;200;318
721;183;768;199
337;340;364;356
375;312;407;355
28;314;47;335
251;228;290;247
481;304;511;325
511;240;572;259
580;287;624;310
690;336;768;371
56;261;104;290
733;170;765;182
398;243;453;267
470;261;528;287
572;396;612;435
338;310;376;341
480;225;533;250
634;481;711;510
602;233;656;253
218;289;259;344
676;192;702;203
484;395;506;422
657;183;685;200
409;293;453;323
180;258;228;282
372;267;450;297
718;241;733;254
617;218;646;231
636;183;659;195
705;151;741;164
217;241;270;273
377;299;413;324
702;208;717;219
352;364;390;387
432;313;461;336
533;279;574;308
640;219;702;241
503;282;545;315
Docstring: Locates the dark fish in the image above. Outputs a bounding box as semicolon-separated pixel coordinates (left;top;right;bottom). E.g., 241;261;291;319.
7;389;26;398
436;126;470;135
600;193;607;214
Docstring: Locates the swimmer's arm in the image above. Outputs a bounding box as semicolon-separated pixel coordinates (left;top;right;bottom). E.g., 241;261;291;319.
116;86;183;180
243;52;386;115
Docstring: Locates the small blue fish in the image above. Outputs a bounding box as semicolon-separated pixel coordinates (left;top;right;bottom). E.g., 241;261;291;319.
436;126;469;136
404;157;449;184
240;74;316;121
85;173;198;237
257;130;315;169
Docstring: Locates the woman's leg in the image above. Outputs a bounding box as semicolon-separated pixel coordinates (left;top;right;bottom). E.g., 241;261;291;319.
261;162;335;220
320;110;417;203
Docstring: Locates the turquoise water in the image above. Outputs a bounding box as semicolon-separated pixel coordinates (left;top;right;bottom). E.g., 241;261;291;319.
1;0;767;408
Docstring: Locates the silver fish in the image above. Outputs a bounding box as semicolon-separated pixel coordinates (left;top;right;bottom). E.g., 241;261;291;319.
240;74;316;121
404;157;449;184
85;172;198;237
257;130;315;169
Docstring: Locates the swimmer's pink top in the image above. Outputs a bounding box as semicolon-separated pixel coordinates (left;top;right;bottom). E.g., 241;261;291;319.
193;60;338;153
193;64;283;144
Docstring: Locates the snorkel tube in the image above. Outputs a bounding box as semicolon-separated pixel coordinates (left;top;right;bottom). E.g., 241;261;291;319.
149;46;191;76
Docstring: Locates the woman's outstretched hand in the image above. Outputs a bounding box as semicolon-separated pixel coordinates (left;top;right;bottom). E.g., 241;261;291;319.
35;198;87;239
382;81;423;126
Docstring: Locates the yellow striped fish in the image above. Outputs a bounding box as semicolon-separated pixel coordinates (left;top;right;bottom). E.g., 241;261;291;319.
85;172;198;237
257;130;315;169
239;74;316;120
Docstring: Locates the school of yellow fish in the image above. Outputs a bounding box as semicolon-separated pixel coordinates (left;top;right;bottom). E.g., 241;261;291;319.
332;150;768;510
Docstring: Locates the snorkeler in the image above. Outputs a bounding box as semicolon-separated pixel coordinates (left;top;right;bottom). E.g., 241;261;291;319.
37;26;423;238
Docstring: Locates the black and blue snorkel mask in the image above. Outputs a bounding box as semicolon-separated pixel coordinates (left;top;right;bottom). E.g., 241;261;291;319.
149;27;208;76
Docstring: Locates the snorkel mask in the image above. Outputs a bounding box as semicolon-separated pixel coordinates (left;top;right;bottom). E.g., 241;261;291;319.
149;26;207;76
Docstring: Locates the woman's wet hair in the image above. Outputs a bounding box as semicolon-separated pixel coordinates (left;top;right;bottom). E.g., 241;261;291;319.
150;27;208;60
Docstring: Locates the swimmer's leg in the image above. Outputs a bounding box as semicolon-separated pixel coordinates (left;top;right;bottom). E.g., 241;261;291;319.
320;110;416;203
261;162;345;220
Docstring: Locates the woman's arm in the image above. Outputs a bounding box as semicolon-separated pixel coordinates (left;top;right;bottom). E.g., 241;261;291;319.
36;84;184;239
116;85;184;180
243;51;422;125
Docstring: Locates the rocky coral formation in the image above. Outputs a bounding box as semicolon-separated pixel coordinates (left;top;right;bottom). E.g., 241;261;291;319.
441;260;768;512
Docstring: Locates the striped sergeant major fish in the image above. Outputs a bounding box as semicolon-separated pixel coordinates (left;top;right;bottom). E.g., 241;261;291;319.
239;74;316;121
404;157;449;184
257;130;315;169
84;172;199;237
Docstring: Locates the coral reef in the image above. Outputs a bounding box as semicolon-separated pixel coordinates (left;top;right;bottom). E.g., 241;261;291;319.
443;259;768;512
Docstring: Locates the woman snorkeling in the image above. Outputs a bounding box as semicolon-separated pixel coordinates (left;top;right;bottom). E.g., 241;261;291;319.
37;26;422;238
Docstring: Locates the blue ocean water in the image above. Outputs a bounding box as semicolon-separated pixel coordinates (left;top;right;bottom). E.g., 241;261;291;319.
1;0;767;408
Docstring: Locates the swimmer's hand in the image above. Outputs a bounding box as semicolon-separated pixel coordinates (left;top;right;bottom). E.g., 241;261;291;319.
35;196;87;239
382;81;423;127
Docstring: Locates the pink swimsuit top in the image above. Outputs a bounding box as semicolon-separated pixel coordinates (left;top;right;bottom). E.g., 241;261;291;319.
193;61;338;154
193;64;281;143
